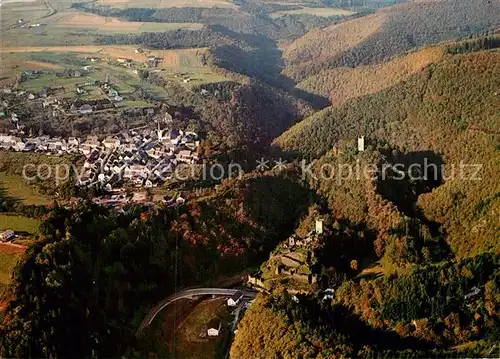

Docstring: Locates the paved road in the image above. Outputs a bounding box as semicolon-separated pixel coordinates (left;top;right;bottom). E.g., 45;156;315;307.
136;288;257;336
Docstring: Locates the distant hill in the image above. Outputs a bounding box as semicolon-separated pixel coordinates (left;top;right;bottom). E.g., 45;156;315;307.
275;49;500;258
296;45;446;106
283;0;500;81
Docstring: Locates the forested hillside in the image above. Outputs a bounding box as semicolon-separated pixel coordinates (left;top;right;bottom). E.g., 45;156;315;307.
276;49;500;258
284;0;500;81
232;253;500;358
0;168;314;358
297;45;446;106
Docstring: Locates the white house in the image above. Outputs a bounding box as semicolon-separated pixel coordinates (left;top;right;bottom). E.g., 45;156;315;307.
123;165;149;180
68;137;79;147
207;318;222;337
227;291;243;307
315;219;324;235
102;136;121;149
176;149;192;163
0;230;15;242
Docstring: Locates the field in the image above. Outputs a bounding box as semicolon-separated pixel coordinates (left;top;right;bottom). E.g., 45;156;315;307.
95;0;238;9
60;13;202;32
0;172;51;206
1;46;230;99
0;0;49;31
270;7;355;18
0;242;25;285
0;214;41;235
1;7;203;47
1;45;208;66
145;298;229;358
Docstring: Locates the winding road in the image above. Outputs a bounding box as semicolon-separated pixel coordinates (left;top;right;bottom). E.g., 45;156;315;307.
135;288;257;337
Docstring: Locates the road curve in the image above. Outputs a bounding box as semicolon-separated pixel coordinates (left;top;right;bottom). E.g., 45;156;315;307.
136;288;257;336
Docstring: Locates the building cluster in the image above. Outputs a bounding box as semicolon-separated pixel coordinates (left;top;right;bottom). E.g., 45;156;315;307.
282;219;325;251
78;125;200;189
0;123;201;190
249;220;327;291
91;192;186;209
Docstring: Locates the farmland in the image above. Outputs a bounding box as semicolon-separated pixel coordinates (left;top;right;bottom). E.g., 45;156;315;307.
270;7;355;18
0;172;50;205
1;8;203;47
0;0;49;31
0;46;229;103
95;0;238;9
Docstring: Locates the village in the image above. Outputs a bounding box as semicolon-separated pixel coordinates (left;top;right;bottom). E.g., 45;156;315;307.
0;119;201;192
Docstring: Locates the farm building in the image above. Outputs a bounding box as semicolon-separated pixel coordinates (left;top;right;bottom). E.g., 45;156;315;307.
207;318;222;337
227;291;243;307
0;230;15;242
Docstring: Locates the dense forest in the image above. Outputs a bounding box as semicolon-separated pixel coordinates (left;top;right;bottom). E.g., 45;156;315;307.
276;50;500;258
96;26;240;49
0;167;315;357
233;253;500;358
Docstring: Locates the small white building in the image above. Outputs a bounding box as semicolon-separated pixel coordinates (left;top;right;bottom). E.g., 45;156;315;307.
315;219;324;235
227;291;243;307
79;104;93;115
358;136;365;152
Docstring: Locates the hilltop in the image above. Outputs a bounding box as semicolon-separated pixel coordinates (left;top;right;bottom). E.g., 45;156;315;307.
283;0;500;81
296;45;446;106
276;49;500;258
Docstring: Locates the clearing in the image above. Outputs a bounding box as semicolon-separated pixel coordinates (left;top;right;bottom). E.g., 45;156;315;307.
0;214;41;235
0;172;51;205
144;297;229;359
270;7;355;18
0;242;25;285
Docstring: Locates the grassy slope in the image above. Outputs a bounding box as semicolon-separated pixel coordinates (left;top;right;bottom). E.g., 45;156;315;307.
0;244;24;285
0;214;41;235
0;172;50;206
275;50;500;258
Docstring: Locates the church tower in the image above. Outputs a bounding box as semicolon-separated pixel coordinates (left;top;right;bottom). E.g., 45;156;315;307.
157;121;163;142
